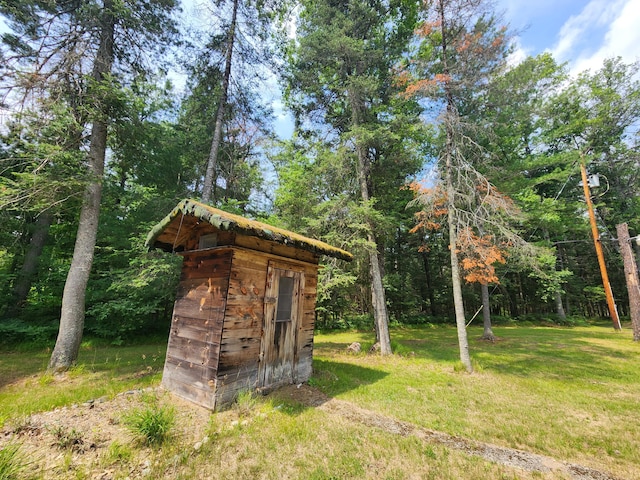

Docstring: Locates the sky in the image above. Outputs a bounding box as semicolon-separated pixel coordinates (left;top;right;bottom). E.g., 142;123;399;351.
499;0;640;74
2;1;638;134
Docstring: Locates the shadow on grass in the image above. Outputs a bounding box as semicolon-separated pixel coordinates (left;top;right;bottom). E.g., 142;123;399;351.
0;347;54;389
312;358;388;394
310;325;639;386
474;335;639;383
391;324;639;384
267;359;388;415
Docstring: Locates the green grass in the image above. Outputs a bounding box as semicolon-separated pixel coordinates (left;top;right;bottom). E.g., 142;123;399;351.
0;341;165;426
311;323;640;477
0;443;29;480
0;324;639;479
122;393;176;446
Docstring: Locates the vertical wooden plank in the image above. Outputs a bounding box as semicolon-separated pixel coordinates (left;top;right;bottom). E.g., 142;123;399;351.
258;262;303;389
162;249;232;409
258;264;276;387
295;268;317;383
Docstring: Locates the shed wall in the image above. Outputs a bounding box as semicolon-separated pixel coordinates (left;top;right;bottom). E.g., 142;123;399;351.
214;248;319;407
162;245;320;410
161;249;232;409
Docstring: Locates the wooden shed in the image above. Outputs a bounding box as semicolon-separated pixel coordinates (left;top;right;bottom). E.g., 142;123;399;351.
145;199;352;410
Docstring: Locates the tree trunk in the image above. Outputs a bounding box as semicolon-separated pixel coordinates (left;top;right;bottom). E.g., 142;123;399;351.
447;168;472;372
202;0;239;203
480;282;495;340
49;2;115;371
347;85;391;355
8;211;53;316
421;250;437;316
357;148;391;355
544;230;567;323
616;223;640;341
559;246;571;316
554;291;567;322
439;0;471;372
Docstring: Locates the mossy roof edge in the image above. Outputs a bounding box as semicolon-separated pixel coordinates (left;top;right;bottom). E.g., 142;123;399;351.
145;199;353;261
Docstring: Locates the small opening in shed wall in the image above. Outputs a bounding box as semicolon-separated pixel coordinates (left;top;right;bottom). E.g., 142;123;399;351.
276;276;295;322
199;233;218;249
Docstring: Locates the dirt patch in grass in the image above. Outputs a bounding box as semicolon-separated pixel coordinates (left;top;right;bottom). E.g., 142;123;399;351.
1;387;212;479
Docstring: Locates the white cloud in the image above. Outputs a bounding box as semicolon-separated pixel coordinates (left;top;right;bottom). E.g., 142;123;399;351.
572;0;640;73
506;38;529;67
551;0;620;60
551;0;639;74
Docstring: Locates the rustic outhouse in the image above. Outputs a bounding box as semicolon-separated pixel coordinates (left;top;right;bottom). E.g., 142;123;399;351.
145;199;352;410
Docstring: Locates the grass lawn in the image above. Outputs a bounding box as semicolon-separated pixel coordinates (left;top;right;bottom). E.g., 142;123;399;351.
0;341;165;425
1;322;638;479
312;323;640;478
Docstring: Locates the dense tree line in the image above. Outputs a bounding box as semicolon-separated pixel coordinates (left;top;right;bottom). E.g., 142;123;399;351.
1;0;639;364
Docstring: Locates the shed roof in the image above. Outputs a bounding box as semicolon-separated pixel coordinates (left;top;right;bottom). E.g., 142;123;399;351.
145;199;353;262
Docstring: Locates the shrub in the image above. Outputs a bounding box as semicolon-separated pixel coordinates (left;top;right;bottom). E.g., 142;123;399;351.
103;441;133;464
0;319;58;348
316;313;374;331
49;425;85;452
0;443;28;480
234;390;258;417
123;400;175;446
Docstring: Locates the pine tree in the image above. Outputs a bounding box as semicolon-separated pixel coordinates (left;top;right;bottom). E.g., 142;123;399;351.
402;0;513;371
282;0;423;354
196;0;281;204
1;0;179;369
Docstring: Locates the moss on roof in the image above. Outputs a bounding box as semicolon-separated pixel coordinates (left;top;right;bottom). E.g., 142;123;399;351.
145;199;353;261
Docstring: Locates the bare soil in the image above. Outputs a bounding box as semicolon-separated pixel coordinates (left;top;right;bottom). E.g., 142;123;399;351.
1;382;622;480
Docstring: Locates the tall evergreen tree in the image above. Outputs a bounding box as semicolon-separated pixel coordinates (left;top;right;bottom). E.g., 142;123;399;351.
0;0;179;369
402;0;513;371
481;54;574;321
195;0;281;204
283;0;423;354
201;0;239;203
1;102;86;318
178;46;271;209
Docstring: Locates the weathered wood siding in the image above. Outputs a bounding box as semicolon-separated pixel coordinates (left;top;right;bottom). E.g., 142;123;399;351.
162;249;232;409
297;272;318;381
214;248;319;407
162;240;320;410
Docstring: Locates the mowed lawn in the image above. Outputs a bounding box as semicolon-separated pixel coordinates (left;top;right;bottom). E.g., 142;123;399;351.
1;322;638;479
312;323;640;478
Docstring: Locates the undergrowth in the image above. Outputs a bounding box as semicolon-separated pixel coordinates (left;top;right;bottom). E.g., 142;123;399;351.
49;425;85;452
122;394;175;446
0;443;28;480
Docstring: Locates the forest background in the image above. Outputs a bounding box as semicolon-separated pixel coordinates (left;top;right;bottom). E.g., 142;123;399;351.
1;0;639;363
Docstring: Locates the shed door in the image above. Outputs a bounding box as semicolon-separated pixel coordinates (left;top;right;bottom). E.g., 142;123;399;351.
259;262;304;388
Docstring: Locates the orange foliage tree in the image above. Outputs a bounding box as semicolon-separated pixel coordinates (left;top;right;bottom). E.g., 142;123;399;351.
457;228;506;284
409;181;511;287
400;0;517;370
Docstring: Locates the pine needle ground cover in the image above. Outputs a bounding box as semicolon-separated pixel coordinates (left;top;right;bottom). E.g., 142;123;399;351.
0;324;638;479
